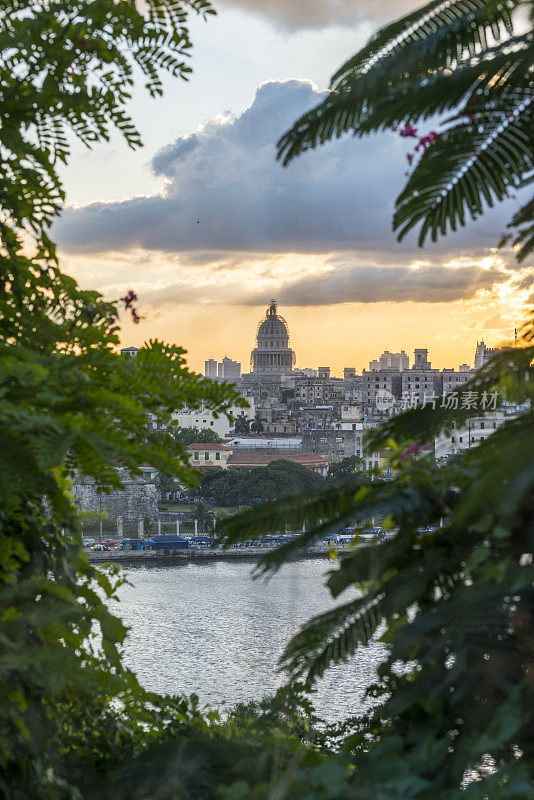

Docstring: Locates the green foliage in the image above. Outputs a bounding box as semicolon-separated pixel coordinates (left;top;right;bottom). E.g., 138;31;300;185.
193;500;216;531
201;459;325;507
327;455;363;484
173;425;223;446
0;1;273;796
233;414;251;434
277;0;534;258
250;412;266;433
4;0;534;797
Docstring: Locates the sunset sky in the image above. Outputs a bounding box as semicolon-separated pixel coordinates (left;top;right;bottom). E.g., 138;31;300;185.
54;0;533;376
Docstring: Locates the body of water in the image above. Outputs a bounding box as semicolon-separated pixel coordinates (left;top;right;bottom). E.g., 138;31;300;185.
116;559;383;721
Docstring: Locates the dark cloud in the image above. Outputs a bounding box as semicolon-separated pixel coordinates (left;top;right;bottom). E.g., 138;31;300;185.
137;263;516;309
216;0;420;30
55;80;519;260
251;264;511;305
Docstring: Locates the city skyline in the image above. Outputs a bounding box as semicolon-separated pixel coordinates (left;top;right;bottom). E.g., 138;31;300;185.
126;302;511;376
50;2;532;376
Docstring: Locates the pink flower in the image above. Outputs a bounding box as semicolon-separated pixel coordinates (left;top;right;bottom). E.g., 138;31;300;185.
399;123;418;138
417;131;437;151
399;444;422;462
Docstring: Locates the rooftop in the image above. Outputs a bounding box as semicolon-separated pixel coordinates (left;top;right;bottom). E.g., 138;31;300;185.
227;452;327;469
186;442;233;451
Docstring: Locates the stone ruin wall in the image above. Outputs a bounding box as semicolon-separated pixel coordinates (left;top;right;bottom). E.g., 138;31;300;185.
72;471;159;522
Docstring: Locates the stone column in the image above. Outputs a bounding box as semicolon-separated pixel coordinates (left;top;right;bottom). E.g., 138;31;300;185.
194;519;198;535
176;520;180;535
138;517;144;537
99;520;103;544
157;519;161;535
117;516;123;539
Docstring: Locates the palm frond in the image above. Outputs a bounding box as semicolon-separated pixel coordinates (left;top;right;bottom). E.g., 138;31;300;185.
280;592;384;683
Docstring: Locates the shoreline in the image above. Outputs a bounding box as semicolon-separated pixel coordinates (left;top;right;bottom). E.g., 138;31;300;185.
87;547;334;567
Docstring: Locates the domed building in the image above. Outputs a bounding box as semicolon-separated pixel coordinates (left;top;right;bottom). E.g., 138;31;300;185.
250;300;295;374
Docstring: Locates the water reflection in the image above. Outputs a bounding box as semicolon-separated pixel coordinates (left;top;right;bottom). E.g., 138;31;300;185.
116;559;384;721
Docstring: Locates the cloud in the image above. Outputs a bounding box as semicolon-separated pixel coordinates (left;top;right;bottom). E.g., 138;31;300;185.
131;260;519;310
215;0;420;30
55;79;519;261
272;264;510;305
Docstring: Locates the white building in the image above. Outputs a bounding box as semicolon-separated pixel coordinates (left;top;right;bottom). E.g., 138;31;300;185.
172;399;255;438
434;412;505;459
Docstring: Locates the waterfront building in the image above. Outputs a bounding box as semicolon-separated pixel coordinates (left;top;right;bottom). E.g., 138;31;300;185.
250;300;295;374
318;366;331;379
343;367;356;380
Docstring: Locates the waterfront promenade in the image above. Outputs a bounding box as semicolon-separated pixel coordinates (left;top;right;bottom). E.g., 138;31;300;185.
87;545;337;567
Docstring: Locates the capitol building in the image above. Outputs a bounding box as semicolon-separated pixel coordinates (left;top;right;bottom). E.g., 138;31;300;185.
250;300;295;375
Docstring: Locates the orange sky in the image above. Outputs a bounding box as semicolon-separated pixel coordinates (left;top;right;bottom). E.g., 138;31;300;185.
117;294;523;377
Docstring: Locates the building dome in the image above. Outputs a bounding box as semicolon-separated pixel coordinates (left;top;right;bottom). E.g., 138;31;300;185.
250;300;295;374
257;312;289;341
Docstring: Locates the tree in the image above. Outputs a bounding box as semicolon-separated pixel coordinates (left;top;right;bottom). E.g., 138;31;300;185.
0;2;257;795
251;412;267;433
203;460;325;507
155;472;177;503
326;455;362;484
277;0;533;259
234;413;251;434
194;500;215;532
173;425;223;446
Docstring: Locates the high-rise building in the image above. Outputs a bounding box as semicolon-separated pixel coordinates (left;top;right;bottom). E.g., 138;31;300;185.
219;357;241;380
369;350;410;371
204;358;218;378
250;300;295;374
413;348;431;369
